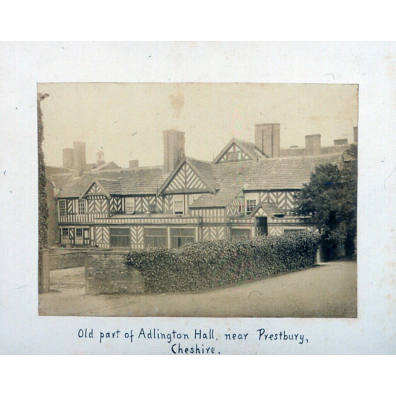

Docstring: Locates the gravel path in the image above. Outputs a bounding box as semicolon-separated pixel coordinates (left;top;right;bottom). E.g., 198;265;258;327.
39;260;357;318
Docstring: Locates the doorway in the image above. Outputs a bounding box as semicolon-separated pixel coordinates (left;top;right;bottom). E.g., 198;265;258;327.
256;216;268;236
75;227;90;246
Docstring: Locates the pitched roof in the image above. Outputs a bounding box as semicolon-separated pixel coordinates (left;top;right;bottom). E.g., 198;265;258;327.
249;201;285;218
91;161;121;172
79;178;119;198
280;144;349;157
158;157;218;194
189;187;242;209
190;152;343;208
233;138;267;160
185;158;218;191
56;148;345;208
45;166;73;175
57;166;169;198
57;174;97;198
213;138;266;163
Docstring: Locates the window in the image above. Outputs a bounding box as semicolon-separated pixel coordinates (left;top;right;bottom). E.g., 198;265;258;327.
78;200;85;214
62;228;69;237
125;197;135;214
144;228;167;248
110;228;130;248
76;228;83;237
246;199;257;215
174;196;184;215
170;228;195;248
59;200;66;216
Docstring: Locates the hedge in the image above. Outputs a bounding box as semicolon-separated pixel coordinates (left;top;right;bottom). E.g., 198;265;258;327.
125;231;320;294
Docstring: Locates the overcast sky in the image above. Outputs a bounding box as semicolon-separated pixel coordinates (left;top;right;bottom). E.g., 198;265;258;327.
39;83;358;168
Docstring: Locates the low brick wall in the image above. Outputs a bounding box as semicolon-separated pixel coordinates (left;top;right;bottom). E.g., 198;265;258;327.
48;248;90;270
85;251;144;295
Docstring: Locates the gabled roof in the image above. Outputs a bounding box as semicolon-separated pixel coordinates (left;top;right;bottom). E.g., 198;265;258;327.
79;179;113;199
158;157;217;194
189;186;242;209
234;138;267;161
91;161;120;172
213;138;266;163
56;147;345;207
249;201;285;218
189;152;343;208
57;167;169;198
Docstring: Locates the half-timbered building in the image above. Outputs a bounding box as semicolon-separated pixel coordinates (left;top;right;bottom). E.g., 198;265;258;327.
54;124;355;249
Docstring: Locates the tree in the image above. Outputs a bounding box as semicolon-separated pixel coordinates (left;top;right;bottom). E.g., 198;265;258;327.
38;92;49;249
293;145;357;260
38;92;50;293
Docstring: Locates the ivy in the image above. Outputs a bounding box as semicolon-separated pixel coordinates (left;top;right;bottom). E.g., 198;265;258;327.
125;232;320;294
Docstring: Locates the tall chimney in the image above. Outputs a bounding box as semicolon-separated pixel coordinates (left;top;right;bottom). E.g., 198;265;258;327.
129;160;139;169
254;123;280;158
334;138;348;146
163;130;185;173
305;134;321;155
73;141;86;171
62;148;74;169
353;126;358;144
96;150;105;166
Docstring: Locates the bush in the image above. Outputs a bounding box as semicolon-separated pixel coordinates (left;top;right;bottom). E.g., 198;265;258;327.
125;231;320;294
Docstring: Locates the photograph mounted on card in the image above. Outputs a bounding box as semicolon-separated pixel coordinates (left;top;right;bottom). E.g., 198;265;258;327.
38;82;358;318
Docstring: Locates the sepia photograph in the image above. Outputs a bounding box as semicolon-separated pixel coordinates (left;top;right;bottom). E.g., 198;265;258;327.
37;82;358;318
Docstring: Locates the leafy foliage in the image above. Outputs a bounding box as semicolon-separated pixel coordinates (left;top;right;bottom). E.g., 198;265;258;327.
125;232;320;293
293;145;357;258
38;93;49;249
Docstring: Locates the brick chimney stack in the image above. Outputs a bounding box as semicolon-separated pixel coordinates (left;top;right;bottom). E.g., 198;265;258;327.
62;148;74;169
73;141;86;171
163;130;185;173
254;123;280;158
305;134;321;155
129;160;139;169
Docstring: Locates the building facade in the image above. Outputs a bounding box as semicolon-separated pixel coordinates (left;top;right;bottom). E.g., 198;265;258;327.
53;124;355;250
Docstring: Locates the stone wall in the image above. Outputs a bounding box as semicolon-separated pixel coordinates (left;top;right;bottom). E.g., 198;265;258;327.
39;249;50;293
48;248;90;270
85;251;144;295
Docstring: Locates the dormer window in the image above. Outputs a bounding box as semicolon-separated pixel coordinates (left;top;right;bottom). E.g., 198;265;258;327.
174;196;185;215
